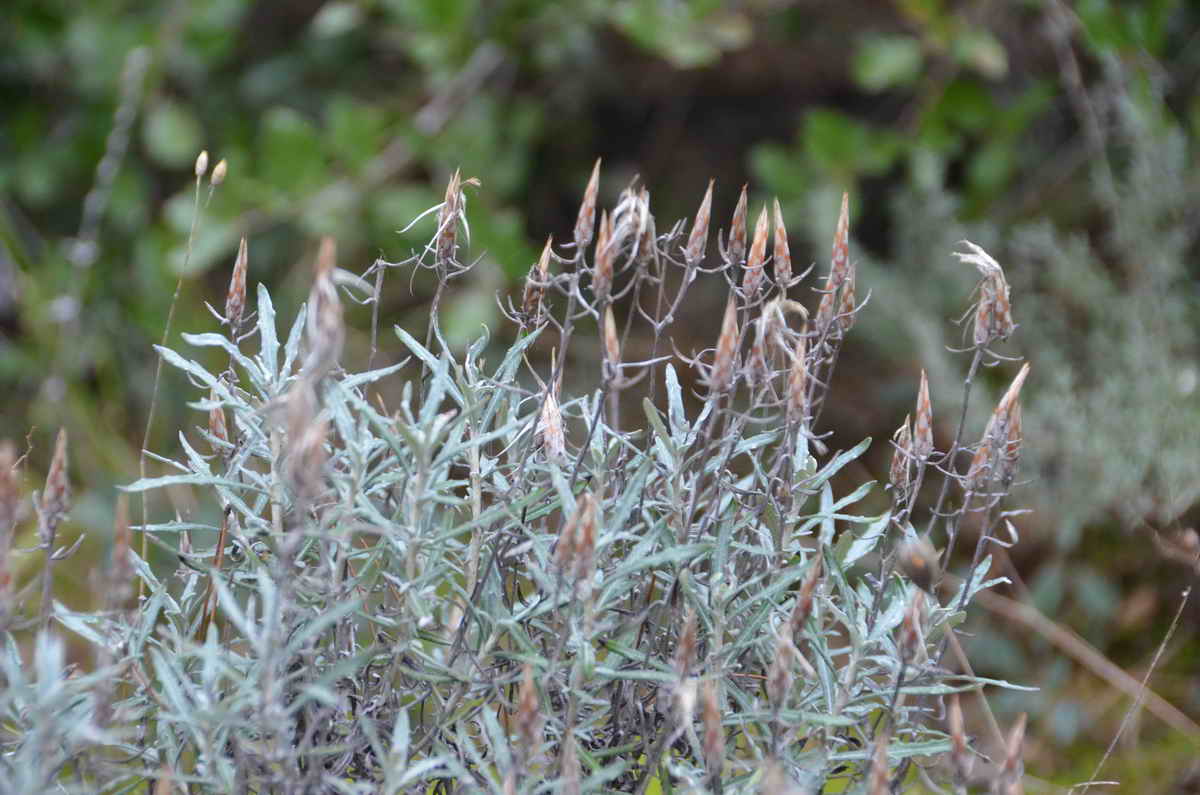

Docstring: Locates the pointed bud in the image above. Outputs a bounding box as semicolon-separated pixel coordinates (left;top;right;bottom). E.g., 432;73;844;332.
674;608;698;678
998;401;1023;488
305;237;344;378
816;193;850;333
436;169;461;267
955;241;1014;347
772;198;793;293
539;389;565;461
574;158;601;252
685;179;714;266
39;429;70;543
789;553;822;638
194;150;209;178
209;385;230;458
593;210;614;301
709;295;739;393
603;306;620;369
913;370;933;460
900;591;924;661
225;237;248;336
572;493;597;592
210;158;227;186
727;185;748;265
967;363;1029;490
836;261;857;332
743;205;769;300
521;236;553;327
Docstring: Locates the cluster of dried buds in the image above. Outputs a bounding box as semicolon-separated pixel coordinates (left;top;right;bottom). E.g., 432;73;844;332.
966;362;1030;493
889;370;934;505
38;429;70;547
956;241;1015;347
815;193;856;336
304;236;345;381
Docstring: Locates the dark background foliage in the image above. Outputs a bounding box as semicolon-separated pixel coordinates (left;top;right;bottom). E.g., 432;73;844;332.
2;0;1199;786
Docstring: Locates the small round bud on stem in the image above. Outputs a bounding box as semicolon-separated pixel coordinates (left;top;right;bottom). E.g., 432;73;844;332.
194;150;209;178
210;158;227;186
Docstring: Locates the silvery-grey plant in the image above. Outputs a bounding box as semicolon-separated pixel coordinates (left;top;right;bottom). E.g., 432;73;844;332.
1;163;1034;793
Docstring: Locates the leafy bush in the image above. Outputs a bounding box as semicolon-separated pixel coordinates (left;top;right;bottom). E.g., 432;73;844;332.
0;162;1034;793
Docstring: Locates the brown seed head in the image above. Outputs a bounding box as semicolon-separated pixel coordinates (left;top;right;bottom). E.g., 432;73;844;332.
709;295;739;393
39;428;70;542
772;198;792;293
701;680;724;777
593;210;614;301
225;237;248;336
685;179;714;266
574;158;601;252
210;158;227;186
727;185;748;265
743;205;769;300
913;370;933;460
436;169;461;267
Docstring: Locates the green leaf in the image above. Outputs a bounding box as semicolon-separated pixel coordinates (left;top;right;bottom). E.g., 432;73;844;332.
853;34;923;92
143;101;204;169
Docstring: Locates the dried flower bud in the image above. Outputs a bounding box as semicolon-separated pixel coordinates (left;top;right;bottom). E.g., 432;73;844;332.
208;384;230;457
571;493;597;591
727;185;748;265
39;429;70;543
709;295;739;393
913;370;933;461
889;416;913;499
948;693;972;784
515;664;543;763
521;236;553;327
194;149;209;178
593;210;614;302
786;335;809;427
701;680;724;779
210;158;227;186
867;731;891;795
766;634;795;710
772;198;792;293
305;237;344;379
998;401;1023;488
436;169;461;267
634;186;657;268
789;553;822;638
288;414;329;507
897;536;939;593
603;306;620;370
999;713;1027;795
816;193;850;333
743;205;769;300
226;236;248;336
900;591;924;661
574;158;601;252
967;363;1029;490
0;441;19;535
674;608;698;678
539;388;565;461
955;241;1014;347
685;179;714;266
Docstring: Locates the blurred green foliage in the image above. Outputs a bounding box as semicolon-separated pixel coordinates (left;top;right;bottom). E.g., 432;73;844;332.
1;0;1199;780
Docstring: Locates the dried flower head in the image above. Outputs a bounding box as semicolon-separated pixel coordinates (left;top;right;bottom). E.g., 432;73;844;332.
593;210;614;302
574;158;601;252
900;590;924;661
571;493;597;591
674;608;698;678
305;237;345;379
685;179;714;266
727;185;748;265
772;197;792;293
955;241;1014;347
603;306;620;371
786;334;809;427
436;169;461;267
39;428;70;543
709;295;739;393
225;236;248;336
890;415;913;499
967;363;1030;490
743;205;769;300
208;384;231;458
521;236;553;328
289;416;329;507
816;192;850;333
836;261;857;332
539;387;565;461
913;370;933;461
515;664;543;763
789;552;822;638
